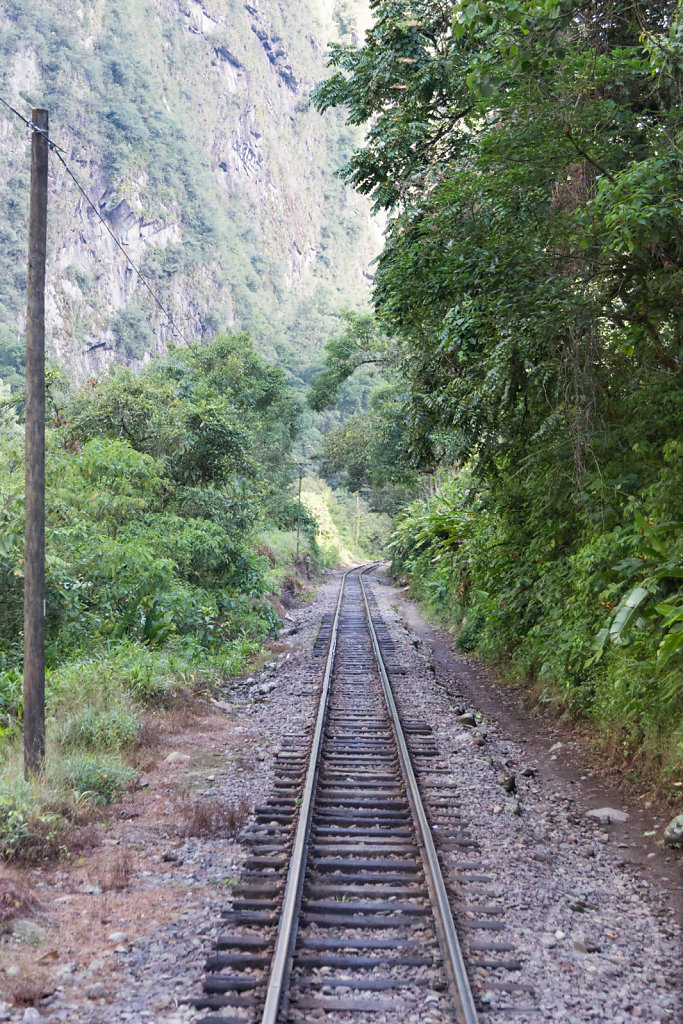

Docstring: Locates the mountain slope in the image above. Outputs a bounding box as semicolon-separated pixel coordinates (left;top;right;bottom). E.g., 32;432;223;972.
0;0;379;386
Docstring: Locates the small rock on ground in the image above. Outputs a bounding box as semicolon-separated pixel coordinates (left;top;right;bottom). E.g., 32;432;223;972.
585;806;630;823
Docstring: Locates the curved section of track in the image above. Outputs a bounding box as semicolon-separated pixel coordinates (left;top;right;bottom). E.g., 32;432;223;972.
195;564;479;1024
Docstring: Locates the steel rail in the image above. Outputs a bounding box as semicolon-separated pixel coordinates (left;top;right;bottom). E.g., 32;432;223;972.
259;564;371;1024
359;564;480;1024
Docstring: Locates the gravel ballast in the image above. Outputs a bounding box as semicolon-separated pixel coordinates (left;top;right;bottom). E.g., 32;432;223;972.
368;569;681;1024
1;568;680;1024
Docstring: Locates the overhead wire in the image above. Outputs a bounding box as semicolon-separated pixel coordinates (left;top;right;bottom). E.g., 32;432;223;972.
0;95;66;152
0;95;203;359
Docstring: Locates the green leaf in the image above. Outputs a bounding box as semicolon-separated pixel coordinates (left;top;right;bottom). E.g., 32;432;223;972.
586;626;609;666
657;623;683;668
609;587;649;645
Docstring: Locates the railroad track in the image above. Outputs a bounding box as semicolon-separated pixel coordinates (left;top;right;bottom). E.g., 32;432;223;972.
194;565;525;1024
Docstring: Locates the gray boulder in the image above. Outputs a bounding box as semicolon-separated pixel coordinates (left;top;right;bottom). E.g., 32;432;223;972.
663;814;683;847
12;919;46;944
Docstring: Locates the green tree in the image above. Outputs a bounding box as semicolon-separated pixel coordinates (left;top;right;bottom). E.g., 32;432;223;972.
313;0;683;775
320;382;420;506
307;311;389;413
314;1;682;467
0;334;300;667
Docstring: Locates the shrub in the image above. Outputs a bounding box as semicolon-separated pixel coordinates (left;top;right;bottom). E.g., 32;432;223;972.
0;667;23;738
175;794;250;838
57;707;140;751
54;754;137;805
93;849;135;891
456;613;485;653
0;779;61;864
0;780;37;860
391;470;683;788
47;642;171;710
211;636;262;679
0;869;42;923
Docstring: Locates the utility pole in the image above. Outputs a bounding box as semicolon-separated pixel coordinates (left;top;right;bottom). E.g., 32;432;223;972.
295;465;303;562
24;109;48;778
355;491;360;561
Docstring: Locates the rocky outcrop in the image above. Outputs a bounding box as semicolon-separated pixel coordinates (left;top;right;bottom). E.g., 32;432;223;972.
248;7;299;91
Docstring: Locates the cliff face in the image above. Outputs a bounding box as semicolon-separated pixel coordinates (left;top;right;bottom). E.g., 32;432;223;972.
0;0;379;384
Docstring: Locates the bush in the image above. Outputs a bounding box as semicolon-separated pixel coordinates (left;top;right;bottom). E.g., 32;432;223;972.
118;651;169;704
213;636;262;678
391;471;683;787
57;707;140;751
47;642;172;710
0;780;38;859
175;794;250;838
54;754;137;805
0;778;61;864
455;613;485;653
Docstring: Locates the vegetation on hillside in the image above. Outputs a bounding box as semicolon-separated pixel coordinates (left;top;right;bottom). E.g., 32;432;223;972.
2;335;302;666
308;311;420;513
312;0;683;785
0;0;377;391
0;322;394;858
0;335;323;858
301;474;392;563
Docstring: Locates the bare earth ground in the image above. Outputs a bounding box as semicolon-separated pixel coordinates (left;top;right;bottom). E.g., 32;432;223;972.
0;568;681;1024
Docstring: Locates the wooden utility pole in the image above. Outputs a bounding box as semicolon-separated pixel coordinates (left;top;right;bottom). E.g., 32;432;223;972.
355;491;360;560
24;109;48;778
295;465;303;561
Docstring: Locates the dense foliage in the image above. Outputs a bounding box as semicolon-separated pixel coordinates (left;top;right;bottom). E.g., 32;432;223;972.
0;329;394;859
313;0;683;779
301;474;393;561
1;334;326;853
1;334;301;678
308;312;419;510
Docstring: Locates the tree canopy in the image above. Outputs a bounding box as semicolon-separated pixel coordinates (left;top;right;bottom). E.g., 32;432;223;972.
314;0;681;468
312;0;683;778
0;335;300;669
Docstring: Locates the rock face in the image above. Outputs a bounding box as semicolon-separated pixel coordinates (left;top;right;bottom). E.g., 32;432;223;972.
0;0;379;382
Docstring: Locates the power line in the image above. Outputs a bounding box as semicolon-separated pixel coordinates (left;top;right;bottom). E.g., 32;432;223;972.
0;96;66;152
51;149;201;356
0;95;202;358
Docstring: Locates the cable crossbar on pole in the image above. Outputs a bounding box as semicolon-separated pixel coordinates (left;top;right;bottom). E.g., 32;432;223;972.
0;95;65;152
0;94;202;358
